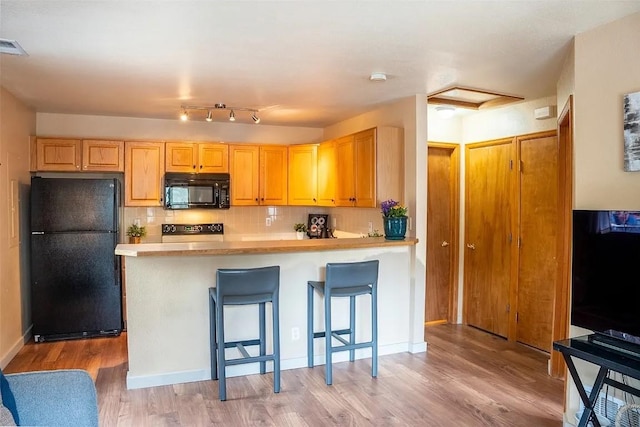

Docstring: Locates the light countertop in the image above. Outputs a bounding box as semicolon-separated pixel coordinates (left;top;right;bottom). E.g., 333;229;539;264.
115;236;418;257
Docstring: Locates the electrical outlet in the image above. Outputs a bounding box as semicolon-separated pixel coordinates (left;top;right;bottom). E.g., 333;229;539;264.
134;218;141;226
266;217;272;227
368;221;373;233
291;327;300;341
332;217;337;228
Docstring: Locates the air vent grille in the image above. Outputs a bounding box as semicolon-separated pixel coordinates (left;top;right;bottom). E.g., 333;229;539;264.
0;38;28;56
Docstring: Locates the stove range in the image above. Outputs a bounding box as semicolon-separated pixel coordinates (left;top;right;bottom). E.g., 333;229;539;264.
161;223;224;243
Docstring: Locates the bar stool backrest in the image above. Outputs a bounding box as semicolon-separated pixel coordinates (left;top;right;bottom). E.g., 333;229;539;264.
216;266;280;302
325;260;379;289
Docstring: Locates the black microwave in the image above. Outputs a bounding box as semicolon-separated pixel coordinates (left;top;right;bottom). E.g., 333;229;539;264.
164;173;230;210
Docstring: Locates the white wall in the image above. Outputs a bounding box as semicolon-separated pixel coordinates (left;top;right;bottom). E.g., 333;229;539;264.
0;87;35;368
574;12;640;210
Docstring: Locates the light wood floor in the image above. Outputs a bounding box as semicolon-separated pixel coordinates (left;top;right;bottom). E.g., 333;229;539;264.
4;324;563;426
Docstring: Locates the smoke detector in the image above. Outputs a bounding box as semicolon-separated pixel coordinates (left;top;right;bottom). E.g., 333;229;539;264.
369;72;387;82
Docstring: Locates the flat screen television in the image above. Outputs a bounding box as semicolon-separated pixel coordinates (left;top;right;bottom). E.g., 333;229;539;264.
572;210;640;342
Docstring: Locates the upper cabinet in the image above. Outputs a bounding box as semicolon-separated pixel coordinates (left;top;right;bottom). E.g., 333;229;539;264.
124;141;165;207
165;142;228;173
335;127;403;208
288;144;318;206
34;137;124;172
229;144;288;206
317;139;337;207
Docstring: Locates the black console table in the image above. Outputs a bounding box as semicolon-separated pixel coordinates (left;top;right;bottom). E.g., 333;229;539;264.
553;334;640;427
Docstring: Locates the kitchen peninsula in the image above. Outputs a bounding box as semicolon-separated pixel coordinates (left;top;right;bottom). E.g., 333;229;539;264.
116;237;418;389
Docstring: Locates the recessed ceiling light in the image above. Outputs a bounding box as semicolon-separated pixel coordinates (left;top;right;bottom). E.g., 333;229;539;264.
435;106;456;119
369;72;387;82
0;38;28;56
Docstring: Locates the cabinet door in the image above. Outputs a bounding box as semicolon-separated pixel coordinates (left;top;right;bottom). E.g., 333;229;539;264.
165;142;197;173
229;145;260;205
82;140;124;172
199;143;229;173
463;140;513;338
335;135;355;206
354;129;376;207
125;141;165;206
317;140;336;207
288;144;317;206
260;145;288;205
36;138;81;171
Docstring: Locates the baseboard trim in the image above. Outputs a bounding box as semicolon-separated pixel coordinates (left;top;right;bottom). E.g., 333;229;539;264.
126;341;412;389
0;326;32;370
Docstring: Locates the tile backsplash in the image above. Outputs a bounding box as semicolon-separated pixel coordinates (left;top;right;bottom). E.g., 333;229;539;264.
123;206;385;242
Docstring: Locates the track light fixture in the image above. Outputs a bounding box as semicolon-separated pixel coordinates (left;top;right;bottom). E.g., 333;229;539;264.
179;104;260;124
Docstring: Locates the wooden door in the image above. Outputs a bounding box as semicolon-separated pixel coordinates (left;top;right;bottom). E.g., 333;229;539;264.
199;143;228;173
260;146;288;205
317;140;336;207
335;135;355;206
515;132;559;351
82;140;124;172
354;129;376;207
288;144;318;206
464;139;513;338
165;142;197;173
426;144;459;325
229;145;259;206
36;138;81;171
124;141;164;206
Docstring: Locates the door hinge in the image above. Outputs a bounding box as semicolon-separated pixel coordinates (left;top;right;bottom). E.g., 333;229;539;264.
509;159;513;170
516;312;519;322
508;233;512;243
520;160;524;172
518;237;521;248
506;304;510;313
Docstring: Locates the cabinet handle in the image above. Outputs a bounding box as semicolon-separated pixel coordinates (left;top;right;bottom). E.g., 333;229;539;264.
193;165;196;169
466;243;475;250
441;241;449;247
261;198;265;201
313;198;316;202
255;198;259;202
200;165;203;169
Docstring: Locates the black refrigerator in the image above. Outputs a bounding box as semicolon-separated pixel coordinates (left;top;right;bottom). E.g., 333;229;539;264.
30;177;123;342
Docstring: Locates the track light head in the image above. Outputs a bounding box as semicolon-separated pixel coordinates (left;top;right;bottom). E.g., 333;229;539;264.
179;104;261;124
205;110;213;122
180;110;189;121
229;110;235;122
251;113;260;124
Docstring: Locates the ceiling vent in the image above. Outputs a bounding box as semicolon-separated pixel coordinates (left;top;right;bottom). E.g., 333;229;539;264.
0;39;28;56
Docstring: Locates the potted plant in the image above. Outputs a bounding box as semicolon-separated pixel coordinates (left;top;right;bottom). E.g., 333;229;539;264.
380;199;408;240
294;223;308;240
126;223;147;244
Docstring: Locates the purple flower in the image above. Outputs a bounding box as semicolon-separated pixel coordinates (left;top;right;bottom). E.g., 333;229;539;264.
380;199;407;218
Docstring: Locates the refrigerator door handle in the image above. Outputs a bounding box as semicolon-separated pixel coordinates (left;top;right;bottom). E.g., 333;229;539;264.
32;231;45;235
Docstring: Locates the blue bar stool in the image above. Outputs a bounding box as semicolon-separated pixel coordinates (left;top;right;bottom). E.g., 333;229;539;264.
307;260;379;385
209;265;280;401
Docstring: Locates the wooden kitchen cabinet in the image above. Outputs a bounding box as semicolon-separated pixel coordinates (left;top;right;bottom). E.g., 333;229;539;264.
124;141;165;206
335;127;403;208
317;139;337;207
82;139;124;172
229;144;287;206
288;144;318;206
35;137;124;172
36;138;82;171
165;142;228;173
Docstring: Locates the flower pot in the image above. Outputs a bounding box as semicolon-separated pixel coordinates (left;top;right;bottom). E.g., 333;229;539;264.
383;217;407;240
296;231;305;240
129;236;141;244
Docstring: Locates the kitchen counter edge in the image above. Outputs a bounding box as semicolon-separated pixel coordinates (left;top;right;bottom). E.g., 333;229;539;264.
115;237;418;257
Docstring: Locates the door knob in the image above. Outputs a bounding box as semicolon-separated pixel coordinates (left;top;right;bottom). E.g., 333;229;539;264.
466;243;475;250
441;241;449;247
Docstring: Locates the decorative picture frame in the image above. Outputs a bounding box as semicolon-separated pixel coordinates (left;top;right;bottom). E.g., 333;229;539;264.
623;90;640;171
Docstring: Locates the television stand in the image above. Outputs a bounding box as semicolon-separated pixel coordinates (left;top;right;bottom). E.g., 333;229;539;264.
553;334;640;427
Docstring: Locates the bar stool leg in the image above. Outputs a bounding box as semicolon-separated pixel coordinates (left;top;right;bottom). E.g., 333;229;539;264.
325;289;333;386
273;296;281;393
349;295;356;362
216;301;227;401
259;302;266;375
372;287;378;378
209;291;218;380
307;283;314;368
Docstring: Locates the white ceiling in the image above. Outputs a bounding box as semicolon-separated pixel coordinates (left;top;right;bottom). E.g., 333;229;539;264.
1;1;639;128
